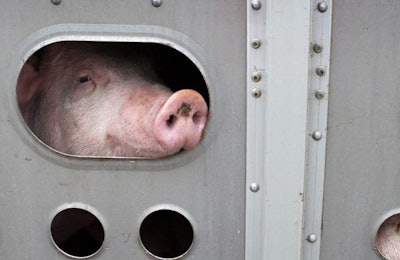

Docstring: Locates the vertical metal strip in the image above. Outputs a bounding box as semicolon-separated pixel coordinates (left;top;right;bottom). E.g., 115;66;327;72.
246;0;312;259
303;1;332;259
246;0;267;259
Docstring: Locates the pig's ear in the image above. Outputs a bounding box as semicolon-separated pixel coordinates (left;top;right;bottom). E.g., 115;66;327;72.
16;53;44;104
16;42;64;104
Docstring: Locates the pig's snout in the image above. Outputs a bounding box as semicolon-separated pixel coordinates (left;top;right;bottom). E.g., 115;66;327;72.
154;89;208;154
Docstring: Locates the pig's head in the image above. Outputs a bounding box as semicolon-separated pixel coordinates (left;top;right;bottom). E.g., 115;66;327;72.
17;42;208;158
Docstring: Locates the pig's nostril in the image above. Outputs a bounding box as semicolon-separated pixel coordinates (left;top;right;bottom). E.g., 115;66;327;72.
192;112;202;125
166;115;176;128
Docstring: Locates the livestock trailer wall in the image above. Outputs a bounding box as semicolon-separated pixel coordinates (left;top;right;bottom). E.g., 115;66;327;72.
1;1;399;260
321;1;400;259
1;1;247;259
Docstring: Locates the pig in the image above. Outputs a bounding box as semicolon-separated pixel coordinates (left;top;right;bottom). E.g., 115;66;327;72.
17;42;208;158
376;214;400;259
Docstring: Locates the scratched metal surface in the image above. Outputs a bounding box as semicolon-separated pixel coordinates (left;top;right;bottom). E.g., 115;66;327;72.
0;1;246;259
321;1;400;259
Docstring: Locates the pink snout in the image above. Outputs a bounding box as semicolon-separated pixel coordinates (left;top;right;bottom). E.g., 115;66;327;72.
153;89;208;154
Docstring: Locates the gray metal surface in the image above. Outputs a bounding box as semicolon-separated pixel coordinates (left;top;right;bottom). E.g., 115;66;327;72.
246;1;312;259
321;1;400;259
0;1;246;259
302;1;332;259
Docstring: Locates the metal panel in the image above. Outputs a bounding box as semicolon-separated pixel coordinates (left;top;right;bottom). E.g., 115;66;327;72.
246;0;312;259
321;1;400;259
302;1;332;259
0;1;246;259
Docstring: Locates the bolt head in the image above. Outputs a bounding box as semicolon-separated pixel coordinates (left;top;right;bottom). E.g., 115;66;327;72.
251;71;262;82
251;88;262;98
313;44;323;53
316;66;326;77
251;39;262;49
250;183;260;192
251;0;262;10
317;1;328;13
312;131;323;141
315;89;325;100
307;234;317;243
151;0;162;7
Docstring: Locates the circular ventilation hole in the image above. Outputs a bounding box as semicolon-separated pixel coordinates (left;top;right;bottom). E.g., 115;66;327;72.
140;209;194;259
376;213;400;259
50;208;105;258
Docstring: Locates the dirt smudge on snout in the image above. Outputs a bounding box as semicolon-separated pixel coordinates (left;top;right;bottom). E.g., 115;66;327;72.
177;103;192;117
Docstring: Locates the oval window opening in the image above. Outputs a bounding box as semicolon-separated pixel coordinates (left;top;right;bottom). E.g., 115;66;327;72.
140;209;194;259
17;41;209;159
50;208;105;258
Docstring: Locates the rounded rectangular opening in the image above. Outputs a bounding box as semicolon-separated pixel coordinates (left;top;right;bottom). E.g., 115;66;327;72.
17;41;210;159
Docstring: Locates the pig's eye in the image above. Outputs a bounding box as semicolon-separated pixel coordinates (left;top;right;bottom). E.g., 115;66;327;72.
78;75;92;83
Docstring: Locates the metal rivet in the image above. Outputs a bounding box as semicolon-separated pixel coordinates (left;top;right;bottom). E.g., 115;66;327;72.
313;43;323;53
315;66;326;77
315;89;325;100
251;71;262;82
307;234;317;243
251;88;262;98
151;0;162;7
251;39;262;49
251;0;262;10
250;183;260;192
317;1;328;13
312;131;322;141
50;0;61;5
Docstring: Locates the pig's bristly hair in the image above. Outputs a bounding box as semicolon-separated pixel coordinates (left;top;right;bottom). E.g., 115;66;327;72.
18;41;208;158
46;42;162;85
